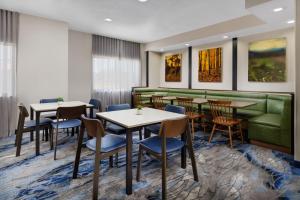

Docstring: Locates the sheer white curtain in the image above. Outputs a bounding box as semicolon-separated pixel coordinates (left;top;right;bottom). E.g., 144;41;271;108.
0;10;18;138
92;35;141;109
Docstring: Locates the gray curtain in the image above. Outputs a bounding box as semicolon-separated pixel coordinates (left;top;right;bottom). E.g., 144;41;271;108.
92;35;141;109
0;9;19;138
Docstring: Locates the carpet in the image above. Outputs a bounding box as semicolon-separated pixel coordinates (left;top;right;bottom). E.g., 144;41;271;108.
0;130;299;200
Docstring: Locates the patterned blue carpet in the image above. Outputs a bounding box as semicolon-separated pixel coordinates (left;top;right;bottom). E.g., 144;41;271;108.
0;130;299;200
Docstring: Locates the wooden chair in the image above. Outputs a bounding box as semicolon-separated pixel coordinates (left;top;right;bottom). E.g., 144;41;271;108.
89;98;102;118
73;115;126;200
52;105;86;160
208;100;243;148
177;97;207;138
15;104;52;157
136;117;198;200
133;92;153;108
152;95;165;110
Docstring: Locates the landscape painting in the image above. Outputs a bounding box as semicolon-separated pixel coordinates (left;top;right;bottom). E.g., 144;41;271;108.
198;47;222;82
165;54;182;82
248;38;287;82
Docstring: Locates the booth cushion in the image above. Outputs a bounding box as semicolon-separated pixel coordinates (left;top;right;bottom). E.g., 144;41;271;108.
249;114;281;128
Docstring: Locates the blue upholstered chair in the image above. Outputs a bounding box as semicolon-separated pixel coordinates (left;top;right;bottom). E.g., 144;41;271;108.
105;103;142;140
144;105;185;138
89;98;102;118
52;105;86;160
73;115;126;200
136;117;198;199
15;104;53;156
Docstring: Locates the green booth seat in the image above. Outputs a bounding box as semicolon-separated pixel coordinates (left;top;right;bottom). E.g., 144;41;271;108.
132;87;293;151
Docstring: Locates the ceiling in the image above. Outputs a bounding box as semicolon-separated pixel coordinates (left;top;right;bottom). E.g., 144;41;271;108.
0;0;250;42
0;0;295;47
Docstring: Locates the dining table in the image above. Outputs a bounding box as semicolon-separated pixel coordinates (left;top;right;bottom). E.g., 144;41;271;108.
96;107;186;195
29;101;94;156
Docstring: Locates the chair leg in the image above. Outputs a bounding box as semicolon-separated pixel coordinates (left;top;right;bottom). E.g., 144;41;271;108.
115;153;119;167
71;128;75;137
239;124;244;144
191;119;195;140
139;129;143;140
228;126;233;148
144;128;151;139
45;128;49;141
162;150;167;200
109;156;113;168
186;130;199;182
73;125;85;179
15;130;23;157
136;147;143;182
42;130;45;141
30;131;34;141
208;124;216;143
54;128;59;160
93;138;101;200
50;127;54;150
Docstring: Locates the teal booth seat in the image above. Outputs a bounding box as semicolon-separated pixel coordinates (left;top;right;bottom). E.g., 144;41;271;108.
132;87;293;150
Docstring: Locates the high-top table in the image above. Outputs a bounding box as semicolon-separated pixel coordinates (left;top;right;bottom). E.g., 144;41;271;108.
96;107;186;195
30;101;93;155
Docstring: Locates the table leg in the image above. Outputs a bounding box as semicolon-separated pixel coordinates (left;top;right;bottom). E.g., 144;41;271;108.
89;107;93;118
30;107;34;141
233;108;237;119
198;104;202;114
126;128;133;195
171;100;174;105
35;111;40;156
181;132;187;169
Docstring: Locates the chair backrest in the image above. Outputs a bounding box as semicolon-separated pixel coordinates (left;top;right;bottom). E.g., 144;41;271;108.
17;103;29;131
165;104;185;114
208;100;232;122
40;98;62;103
57;105;86;120
107;103;130;112
176;97;194;113
89;98;102;111
81;115;105;138
133;92;142;107
152;95;164;109
159;117;189;138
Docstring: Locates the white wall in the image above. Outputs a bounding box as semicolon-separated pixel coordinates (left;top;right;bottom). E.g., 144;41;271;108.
17;14;69;108
68;30;92;102
192;41;233;90
237;28;295;92
160;49;189;88
148;52;161;88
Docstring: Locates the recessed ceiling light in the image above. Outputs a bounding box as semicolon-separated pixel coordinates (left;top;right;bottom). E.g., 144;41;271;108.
185;43;190;46
138;0;148;2
273;7;283;12
223;35;229;39
104;18;112;22
287;20;295;24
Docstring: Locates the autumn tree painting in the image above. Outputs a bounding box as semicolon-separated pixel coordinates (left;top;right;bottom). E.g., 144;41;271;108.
198;47;222;82
165;54;182;82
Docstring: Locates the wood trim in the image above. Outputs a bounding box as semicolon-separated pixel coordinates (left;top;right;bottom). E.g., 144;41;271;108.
291;93;295;155
188;46;192;89
232;38;238;91
250;139;291;154
146;51;149;87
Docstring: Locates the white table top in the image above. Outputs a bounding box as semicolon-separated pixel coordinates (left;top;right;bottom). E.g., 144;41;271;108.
30;101;93;112
96;107;186;129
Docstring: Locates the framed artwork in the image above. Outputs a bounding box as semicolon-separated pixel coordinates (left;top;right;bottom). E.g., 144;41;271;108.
248;38;287;82
165;54;182;82
198;47;222;82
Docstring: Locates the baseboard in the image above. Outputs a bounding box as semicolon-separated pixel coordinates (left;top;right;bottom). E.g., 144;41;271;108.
250;140;291;154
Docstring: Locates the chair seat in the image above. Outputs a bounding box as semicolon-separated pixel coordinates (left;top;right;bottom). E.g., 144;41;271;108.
52;119;81;129
213;116;241;126
144;124;161;135
24;118;52;128
86;134;126;153
186;112;204;119
140;136;184;154
106;123;126;134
